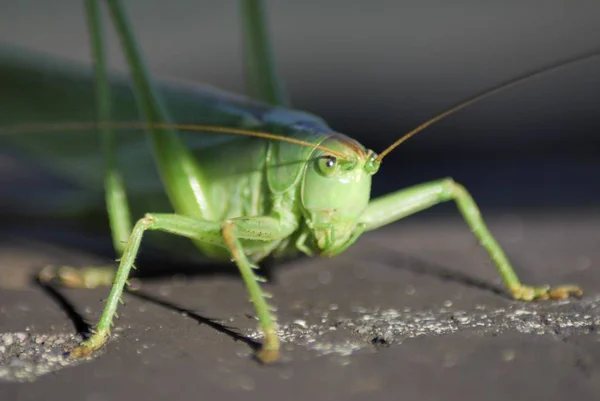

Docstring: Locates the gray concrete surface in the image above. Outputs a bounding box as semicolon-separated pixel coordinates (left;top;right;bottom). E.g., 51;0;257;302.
1;211;599;400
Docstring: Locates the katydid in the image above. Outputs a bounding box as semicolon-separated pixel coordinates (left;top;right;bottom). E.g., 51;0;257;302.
0;0;589;364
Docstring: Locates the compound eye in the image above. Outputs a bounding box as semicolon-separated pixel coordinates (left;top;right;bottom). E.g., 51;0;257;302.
315;155;339;177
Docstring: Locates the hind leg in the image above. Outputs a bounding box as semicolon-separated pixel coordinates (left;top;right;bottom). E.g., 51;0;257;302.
241;0;288;106
39;0;131;289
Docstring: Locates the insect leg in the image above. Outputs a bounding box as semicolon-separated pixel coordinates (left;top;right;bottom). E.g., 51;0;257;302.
359;178;582;301
240;0;288;105
38;1;133;289
69;213;296;362
105;0;216;221
86;0;133;254
221;217;293;363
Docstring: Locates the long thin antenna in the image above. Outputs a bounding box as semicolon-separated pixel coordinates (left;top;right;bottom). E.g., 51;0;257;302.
1;122;347;159
376;50;600;162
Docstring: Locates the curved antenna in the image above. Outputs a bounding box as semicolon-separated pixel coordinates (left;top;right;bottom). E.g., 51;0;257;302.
1;121;347;159
376;50;600;163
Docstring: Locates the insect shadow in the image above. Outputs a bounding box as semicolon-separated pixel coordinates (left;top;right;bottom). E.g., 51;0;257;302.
362;242;508;299
124;290;261;351
32;275;261;351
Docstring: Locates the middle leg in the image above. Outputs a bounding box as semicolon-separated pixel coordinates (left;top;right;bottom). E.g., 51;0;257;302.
70;213;296;363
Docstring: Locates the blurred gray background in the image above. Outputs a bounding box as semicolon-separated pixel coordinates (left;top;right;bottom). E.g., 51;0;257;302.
1;0;600;208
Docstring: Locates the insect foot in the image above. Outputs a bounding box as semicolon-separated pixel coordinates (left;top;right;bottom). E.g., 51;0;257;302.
38;265;115;289
510;284;583;301
255;329;280;364
67;329;110;359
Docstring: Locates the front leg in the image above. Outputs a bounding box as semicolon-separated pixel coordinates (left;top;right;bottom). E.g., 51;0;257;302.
70;213;297;363
359;178;582;301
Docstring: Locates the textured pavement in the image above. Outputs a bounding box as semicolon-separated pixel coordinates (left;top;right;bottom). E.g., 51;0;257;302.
1;210;599;401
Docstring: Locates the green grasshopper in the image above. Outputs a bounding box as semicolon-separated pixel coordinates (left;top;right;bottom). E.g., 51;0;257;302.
1;0;586;364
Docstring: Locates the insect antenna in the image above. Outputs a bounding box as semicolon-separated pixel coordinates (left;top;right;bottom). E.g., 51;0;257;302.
376;49;600;163
1;121;347;159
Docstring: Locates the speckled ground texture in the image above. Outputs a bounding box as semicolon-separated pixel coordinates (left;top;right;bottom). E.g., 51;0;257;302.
1;202;600;400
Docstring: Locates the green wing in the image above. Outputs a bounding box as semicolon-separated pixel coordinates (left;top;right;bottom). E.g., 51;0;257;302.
0;46;331;218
